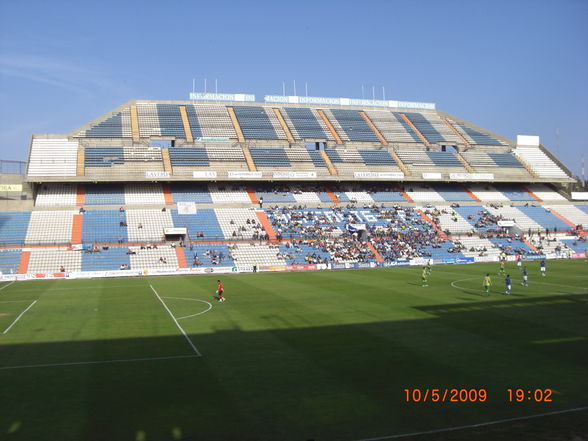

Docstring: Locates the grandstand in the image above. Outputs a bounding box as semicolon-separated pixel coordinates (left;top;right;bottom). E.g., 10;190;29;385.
0;95;582;279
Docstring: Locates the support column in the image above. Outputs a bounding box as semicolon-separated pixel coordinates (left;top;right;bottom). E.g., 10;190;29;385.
226;107;245;143
390;151;410;176
514;154;539;179
444;119;470;147
272;108;295;144
179;105;193;143
77;148;85;176
242;146;257;172
455;152;475;173
316;109;343;144
359;112;388;145
319;150;338;176
400;113;430;147
162;148;173;174
130;105;140;142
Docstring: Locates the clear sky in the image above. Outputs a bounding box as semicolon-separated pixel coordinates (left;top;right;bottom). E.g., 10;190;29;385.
0;0;586;176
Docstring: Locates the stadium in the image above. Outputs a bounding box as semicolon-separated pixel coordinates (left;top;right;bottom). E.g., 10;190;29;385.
0;92;586;440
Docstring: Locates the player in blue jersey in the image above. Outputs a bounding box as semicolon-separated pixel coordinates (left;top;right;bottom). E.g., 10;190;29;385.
505;275;512;295
521;266;528;286
540;260;546;277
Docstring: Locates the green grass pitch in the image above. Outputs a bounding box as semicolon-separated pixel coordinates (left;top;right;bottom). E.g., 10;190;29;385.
0;260;587;441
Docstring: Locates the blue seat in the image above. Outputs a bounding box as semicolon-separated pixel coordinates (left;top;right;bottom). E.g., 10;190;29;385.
0;249;21;274
0;212;31;245
170;209;224;240
82;210;128;243
82;247;130;271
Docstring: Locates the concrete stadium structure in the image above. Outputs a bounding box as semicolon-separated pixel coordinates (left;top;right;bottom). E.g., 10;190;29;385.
0;97;584;279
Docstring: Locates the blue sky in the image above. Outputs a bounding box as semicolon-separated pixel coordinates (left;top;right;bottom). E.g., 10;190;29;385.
0;0;586;176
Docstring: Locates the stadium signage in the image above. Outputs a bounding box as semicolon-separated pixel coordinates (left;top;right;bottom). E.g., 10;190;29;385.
449;173;494;181
264;95;436;110
353;172;404;179
474;256;499;263
228;171;263;179
571;192;588;200
422;173;442;180
177;202;197;215
272;171;317;178
190;92;255;102
455;257;475;264
164;228;187;235
0;184;22;191
524;254;546;261
145;171;170;179
193;171;217;178
497;220;515;227
195;137;230;142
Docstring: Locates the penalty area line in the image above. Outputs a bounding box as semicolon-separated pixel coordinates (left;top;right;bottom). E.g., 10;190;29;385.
0;281;15;293
353;405;588;441
161;296;213;320
2;300;37;334
150;284;202;357
0;354;199;371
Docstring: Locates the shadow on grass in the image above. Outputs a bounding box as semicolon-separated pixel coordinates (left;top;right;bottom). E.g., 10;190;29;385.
0;294;587;441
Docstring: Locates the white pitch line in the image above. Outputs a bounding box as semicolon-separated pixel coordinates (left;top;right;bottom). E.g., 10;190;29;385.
150;285;202;357
353;405;588;441
2;300;37;334
0;300;35;303
161;296;213;320
0;354;199;371
0;281;15;292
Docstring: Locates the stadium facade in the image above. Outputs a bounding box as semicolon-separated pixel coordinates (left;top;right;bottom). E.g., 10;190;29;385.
0;96;585;280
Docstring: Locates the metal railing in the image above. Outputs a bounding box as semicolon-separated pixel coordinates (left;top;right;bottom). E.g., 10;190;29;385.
0;160;27;175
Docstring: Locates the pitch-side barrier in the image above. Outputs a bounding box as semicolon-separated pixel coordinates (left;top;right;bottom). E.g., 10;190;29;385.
0;253;585;282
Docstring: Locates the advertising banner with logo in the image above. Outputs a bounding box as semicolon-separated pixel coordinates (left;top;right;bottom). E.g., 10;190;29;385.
228;171;263;179
354;172;404;179
193;171;217;178
272;171;317;179
145;171;170;179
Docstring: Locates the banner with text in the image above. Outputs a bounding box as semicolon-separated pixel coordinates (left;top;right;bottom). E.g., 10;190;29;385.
146;171;170;179
193;171;217;178
272;171;317;179
353;171;404;179
228;171;263;179
449;173;494;181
